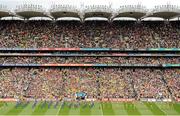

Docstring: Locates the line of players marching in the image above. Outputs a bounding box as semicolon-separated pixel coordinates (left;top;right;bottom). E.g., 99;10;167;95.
2;100;95;109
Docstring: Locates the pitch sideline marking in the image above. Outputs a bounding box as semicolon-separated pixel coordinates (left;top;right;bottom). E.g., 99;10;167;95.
56;102;62;116
156;102;178;115
100;102;104;116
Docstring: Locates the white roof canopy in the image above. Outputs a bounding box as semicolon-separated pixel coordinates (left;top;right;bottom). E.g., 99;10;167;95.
0;0;180;20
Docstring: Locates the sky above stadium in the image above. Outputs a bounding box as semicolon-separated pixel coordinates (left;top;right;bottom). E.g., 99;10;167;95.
1;0;180;10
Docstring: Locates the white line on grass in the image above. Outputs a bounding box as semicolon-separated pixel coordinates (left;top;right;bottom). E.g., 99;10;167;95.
156;102;178;115
155;102;166;115
56;102;62;116
135;102;153;115
100;102;104;116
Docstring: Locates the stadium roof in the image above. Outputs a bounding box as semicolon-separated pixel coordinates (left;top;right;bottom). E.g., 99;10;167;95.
50;5;81;19
16;11;48;18
0;5;12;18
144;5;180;19
0;0;180;20
83;5;112;20
146;12;179;19
15;4;48;18
112;5;147;19
0;11;11;18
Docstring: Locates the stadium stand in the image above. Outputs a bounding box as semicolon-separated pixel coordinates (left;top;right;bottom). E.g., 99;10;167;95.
0;68;179;100
0;3;179;103
0;21;180;48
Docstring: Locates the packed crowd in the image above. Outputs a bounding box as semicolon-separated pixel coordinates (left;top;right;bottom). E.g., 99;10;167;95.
99;69;135;99
0;68;179;100
0;21;180;48
0;20;179;101
0;68;65;99
164;69;180;99
0;57;179;64
133;69;170;99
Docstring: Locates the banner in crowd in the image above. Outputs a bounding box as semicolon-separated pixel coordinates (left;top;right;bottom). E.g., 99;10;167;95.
39;48;80;51
147;48;180;51
0;64;179;67
176;98;180;102
140;98;172;102
163;64;180;67
0;48;180;52
0;53;179;57
102;98;135;102
86;98;97;101
81;48;110;51
0;98;17;102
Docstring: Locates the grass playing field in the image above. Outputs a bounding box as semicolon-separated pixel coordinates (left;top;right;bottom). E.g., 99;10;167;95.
0;101;180;115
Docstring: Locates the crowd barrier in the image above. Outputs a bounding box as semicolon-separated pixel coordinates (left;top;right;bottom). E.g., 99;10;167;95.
0;98;137;102
0;53;179;57
0;98;58;102
140;98;172;102
0;98;18;102
176;98;180;102
0;98;179;102
102;98;135;102
86;98;97;101
0;64;179;67
0;48;179;52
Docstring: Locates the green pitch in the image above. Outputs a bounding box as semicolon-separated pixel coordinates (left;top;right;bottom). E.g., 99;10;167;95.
0;101;180;115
